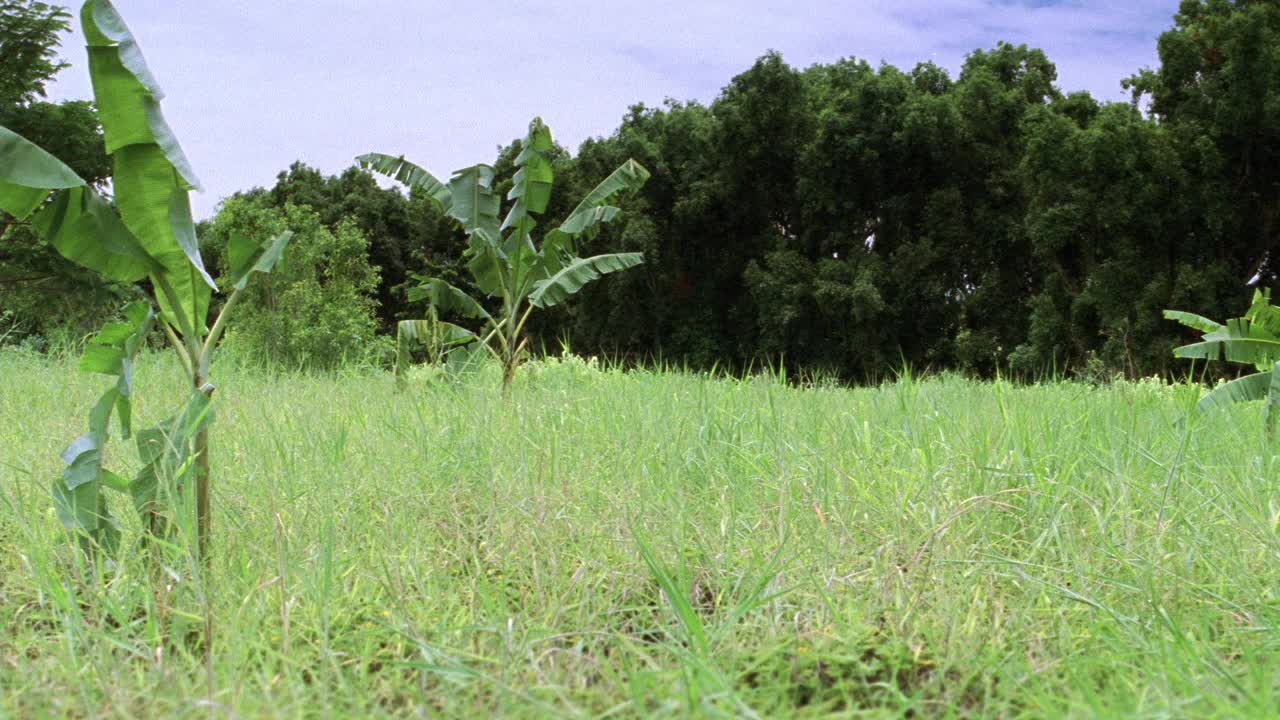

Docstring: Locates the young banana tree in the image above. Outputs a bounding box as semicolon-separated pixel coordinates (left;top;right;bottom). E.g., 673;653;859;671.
359;118;650;393
0;0;291;561
1165;289;1280;432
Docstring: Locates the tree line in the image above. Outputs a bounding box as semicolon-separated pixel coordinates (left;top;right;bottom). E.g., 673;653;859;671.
4;0;1279;380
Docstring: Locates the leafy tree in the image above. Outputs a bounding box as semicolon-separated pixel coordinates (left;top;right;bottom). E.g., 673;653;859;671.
559;55;812;372
1127;0;1280;286
558;101;726;366
1017;96;1237;376
0;0;70;107
204;197;381;370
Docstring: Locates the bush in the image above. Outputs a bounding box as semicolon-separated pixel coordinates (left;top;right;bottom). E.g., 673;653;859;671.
204;198;381;370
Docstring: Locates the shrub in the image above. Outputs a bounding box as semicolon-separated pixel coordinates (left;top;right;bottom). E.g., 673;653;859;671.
205;198;381;370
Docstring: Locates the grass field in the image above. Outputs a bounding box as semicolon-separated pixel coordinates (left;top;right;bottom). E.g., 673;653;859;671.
2;348;1279;718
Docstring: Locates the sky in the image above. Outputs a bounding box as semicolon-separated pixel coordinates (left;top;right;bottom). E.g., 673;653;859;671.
45;0;1179;219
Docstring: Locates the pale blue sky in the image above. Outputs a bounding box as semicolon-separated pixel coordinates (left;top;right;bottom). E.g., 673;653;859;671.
45;0;1177;218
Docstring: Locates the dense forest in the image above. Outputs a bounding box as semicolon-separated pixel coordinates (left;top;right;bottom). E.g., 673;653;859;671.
4;0;1279;381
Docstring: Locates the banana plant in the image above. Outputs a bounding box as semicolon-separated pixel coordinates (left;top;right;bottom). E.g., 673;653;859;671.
1165;289;1280;432
0;0;291;560
359;118;650;394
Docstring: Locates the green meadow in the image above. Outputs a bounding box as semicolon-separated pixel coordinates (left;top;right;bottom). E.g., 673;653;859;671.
2;348;1278;718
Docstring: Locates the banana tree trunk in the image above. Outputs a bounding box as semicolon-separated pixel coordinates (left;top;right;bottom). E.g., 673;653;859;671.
194;376;215;566
502;352;518;397
501;320;530;398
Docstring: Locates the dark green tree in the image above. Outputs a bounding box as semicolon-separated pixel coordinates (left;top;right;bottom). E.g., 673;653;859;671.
0;0;69;107
0;0;119;343
1128;0;1280;284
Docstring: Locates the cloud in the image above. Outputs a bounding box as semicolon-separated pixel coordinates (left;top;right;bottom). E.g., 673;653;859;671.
45;0;1176;218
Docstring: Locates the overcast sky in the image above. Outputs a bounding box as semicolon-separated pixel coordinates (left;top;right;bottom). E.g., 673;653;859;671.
45;0;1178;218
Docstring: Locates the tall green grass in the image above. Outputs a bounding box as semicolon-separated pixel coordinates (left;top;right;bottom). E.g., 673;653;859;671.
2;349;1278;717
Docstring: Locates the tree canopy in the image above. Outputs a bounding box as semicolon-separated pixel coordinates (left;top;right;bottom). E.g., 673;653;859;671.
9;0;1280;382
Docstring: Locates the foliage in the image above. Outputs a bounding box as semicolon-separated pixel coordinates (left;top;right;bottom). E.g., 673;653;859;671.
50;300;153;554
8;0;1280;384
1127;0;1280;288
242;161;466;333
0;0;70;107
1166;289;1280;432
0;0;290;565
484;11;1280;381
0;1;119;342
204;198;380;370
360;117;649;392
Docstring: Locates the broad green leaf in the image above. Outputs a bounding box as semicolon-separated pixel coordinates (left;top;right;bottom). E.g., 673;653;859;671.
61;433;103;491
227;230;293;290
394;318;479;381
502;118;555;231
409;278;491;320
396;319;432;346
54;298;154;548
502;217;538;254
55;300;154;549
467;247;506;297
33;186;163;282
55;425;119;554
135;391;213;466
437;321;478;346
112;144;214;331
81;301;153;435
529;253;644;308
92;321;140;346
1163;310;1225;334
82;0;200;189
0;125;86;218
1195;371;1270;415
82;0;215;333
52;473;100;530
445;341;487;374
1248;289;1280;337
357;153;452;210
170;188;217;289
1173;335;1280;369
535;228;575;266
114;390;132;440
87;388;117;435
517;116;555;155
398;317;476;348
520;233;575;293
448;164;501;251
51;475;119;555
99;469;130;493
555;206;621;237
130;390;213;518
80;344;124;375
507;234;541;296
555;159;650;240
111;301;153;396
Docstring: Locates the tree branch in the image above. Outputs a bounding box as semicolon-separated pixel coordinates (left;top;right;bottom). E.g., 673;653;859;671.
0;274;54;285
